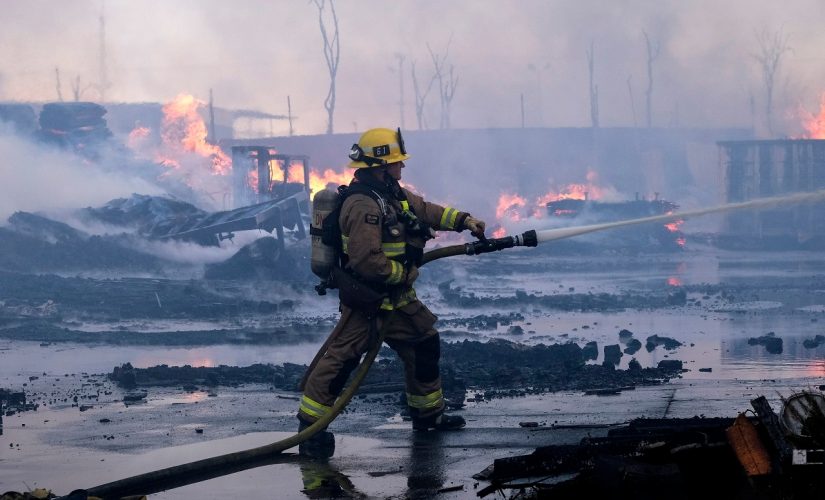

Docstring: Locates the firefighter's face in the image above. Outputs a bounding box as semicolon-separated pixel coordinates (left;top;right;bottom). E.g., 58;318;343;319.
385;161;404;180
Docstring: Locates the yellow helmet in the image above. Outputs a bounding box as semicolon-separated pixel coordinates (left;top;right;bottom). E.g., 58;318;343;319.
348;127;410;168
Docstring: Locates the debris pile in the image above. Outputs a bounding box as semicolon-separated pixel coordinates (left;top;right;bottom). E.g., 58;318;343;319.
36;102;112;154
106;338;687;405
0;103;38;135
475;393;825;499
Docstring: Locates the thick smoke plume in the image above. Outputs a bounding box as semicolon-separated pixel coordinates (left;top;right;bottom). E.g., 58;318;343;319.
0;131;162;223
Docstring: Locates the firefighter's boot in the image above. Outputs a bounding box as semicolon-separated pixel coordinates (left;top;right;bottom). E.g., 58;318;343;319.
298;417;335;459
411;412;466;431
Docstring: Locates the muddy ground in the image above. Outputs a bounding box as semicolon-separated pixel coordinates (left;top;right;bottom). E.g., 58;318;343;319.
2;245;825;498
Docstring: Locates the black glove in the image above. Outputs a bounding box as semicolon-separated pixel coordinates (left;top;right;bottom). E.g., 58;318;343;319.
404;266;419;286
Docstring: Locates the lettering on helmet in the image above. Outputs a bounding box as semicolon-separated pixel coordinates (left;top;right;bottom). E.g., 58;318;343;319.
364;214;380;225
372;144;391;157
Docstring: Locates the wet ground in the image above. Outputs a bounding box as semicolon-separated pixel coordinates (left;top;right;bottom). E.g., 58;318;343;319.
2;245;825;498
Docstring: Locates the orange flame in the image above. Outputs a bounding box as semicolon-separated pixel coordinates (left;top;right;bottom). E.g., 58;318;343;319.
308;168;353;198
800;93;825;139
160;93;231;175
127;126;150;150
664;219;684;232
496;193;527;220
248;169;259;191
667;277;682;286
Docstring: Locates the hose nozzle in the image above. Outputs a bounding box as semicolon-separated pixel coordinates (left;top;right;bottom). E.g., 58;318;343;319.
465;229;537;256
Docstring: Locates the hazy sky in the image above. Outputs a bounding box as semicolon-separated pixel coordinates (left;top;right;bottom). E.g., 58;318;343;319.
3;0;825;136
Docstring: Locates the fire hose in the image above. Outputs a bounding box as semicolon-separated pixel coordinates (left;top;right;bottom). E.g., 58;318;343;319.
73;188;825;499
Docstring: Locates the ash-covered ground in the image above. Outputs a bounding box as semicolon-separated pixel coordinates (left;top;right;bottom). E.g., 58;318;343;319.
2;211;825;498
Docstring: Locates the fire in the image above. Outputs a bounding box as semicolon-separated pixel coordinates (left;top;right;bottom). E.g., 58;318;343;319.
664;219;684;232
537;184;589;205
494;171;612;233
664;217;686;247
496;193;527;220
160;93;231;175
127;126;150;150
667;277;682;287
492;227;507;238
308;168;353;198
800;93;825;139
247;169;259;191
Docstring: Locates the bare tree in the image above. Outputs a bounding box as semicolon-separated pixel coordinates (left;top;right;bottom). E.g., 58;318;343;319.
287;95;295;136
643;31;660;128
96;8;111;102
411;59;437;130
753;26;791;137
527;63;549;126
393;53;406;128
428;37;459;129
587;41;599;129
71;75;93;101
312;0;340;134
54;67;64;101
627;75;637;128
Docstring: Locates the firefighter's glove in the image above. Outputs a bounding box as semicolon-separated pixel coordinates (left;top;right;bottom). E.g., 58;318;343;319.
404;266;419;287
463;216;487;239
404;266;419;286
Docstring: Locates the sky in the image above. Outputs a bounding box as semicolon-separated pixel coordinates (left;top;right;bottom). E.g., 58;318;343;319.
2;0;825;137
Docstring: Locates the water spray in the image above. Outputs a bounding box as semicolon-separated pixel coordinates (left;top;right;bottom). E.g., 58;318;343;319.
423;188;825;264
535;189;825;243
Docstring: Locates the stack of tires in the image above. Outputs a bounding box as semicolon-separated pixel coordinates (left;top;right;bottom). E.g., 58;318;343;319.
0;103;38;135
38;102;113;153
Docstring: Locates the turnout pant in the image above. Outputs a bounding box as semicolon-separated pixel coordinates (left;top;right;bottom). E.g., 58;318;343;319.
298;300;444;423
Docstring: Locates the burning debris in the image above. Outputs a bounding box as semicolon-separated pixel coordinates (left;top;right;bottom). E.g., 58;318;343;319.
545;195;685;250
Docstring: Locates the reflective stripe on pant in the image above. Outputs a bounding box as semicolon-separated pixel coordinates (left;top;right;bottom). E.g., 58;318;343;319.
298;300;444;422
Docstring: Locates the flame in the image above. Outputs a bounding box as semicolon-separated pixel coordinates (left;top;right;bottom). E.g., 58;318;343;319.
667;277;682;286
160;93;231;175
125;93;233;208
494;171;612;233
800;93;825;139
308;168;353;198
248;169;259;191
675;237;686;247
496;193;527;220
492;227;507;238
664;219;684;232
127;126;151;150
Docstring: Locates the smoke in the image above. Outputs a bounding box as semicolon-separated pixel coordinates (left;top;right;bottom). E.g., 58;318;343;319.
2;1;824;136
132;230;267;265
0;131;163;223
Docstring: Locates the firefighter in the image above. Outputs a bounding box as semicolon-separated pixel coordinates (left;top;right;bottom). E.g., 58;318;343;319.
297;127;486;459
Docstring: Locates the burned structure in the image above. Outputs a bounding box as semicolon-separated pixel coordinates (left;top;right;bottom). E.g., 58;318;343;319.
113;147;313;251
719;139;825;248
546;194;685;250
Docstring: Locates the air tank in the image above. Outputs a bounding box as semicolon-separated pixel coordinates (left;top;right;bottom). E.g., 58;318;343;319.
310;189;339;279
